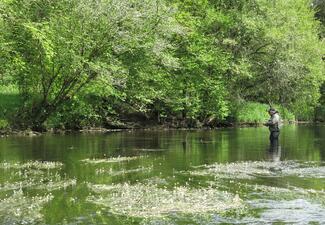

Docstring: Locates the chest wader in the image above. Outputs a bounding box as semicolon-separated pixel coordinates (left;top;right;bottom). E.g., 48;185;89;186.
269;124;280;141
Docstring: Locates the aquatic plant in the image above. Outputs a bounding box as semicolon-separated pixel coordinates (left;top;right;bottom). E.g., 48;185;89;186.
135;148;167;152
95;166;153;176
188;161;281;179
144;177;170;186
0;178;77;191
281;166;325;178
81;156;143;164
0;190;53;224
0;161;63;170
34;178;77;191
0;161;76;191
188;161;325;179
246;184;325;205
246;199;325;224
87;182;244;218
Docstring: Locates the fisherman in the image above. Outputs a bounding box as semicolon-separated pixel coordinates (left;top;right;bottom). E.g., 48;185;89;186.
264;108;281;140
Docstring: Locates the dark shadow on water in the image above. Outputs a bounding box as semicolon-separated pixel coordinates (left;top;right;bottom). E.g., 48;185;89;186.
267;137;281;162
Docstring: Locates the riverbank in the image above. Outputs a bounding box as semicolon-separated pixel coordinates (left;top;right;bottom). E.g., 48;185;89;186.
1;120;321;137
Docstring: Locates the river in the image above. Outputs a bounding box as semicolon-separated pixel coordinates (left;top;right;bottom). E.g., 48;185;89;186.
0;125;324;224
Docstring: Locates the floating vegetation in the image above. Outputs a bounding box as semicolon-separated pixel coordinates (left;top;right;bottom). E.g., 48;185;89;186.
34;178;77;191
246;184;325;205
0;178;77;192
0;160;77;224
87;183;244;218
0;190;53;224
0;161;76;191
281;166;325;178
95;166;153;176
246;199;325;224
135;148;167;152
0;161;63;170
188;161;278;179
144;177;169;186
1;147;325;224
197;199;325;224
81;156;143;164
187;161;325;179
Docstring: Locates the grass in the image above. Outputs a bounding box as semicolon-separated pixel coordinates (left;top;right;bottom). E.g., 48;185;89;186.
236;102;295;124
0;84;21;129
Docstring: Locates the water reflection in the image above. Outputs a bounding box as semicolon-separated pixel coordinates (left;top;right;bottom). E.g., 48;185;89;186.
314;125;325;161
267;138;281;162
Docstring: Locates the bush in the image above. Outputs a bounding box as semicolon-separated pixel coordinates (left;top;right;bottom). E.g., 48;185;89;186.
0;119;9;129
236;102;269;124
47;94;102;130
276;105;295;122
235;102;295;124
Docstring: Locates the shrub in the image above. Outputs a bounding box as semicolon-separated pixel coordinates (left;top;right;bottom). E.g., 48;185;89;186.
0;119;9;129
235;102;295;124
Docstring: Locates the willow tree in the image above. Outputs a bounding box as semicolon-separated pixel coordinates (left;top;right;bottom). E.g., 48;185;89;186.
254;0;324;119
218;0;325;119
0;1;14;84
2;0;175;130
153;0;231;126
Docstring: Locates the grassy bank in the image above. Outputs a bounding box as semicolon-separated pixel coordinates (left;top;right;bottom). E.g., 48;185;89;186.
0;85;20;129
0;86;304;132
234;102;295;124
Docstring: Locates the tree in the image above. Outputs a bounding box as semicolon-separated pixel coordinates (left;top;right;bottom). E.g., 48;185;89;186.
2;0;176;130
158;0;230;126
218;0;325;119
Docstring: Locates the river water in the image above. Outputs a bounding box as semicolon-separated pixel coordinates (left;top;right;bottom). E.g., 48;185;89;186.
0;125;324;224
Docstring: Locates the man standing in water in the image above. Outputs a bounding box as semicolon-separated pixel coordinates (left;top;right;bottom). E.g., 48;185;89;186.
264;108;281;162
264;108;281;140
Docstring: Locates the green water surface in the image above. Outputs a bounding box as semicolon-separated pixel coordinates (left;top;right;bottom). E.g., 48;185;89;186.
0;125;324;224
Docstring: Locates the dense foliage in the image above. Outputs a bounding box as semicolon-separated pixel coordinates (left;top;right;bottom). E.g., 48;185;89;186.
314;0;325;121
0;0;324;130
